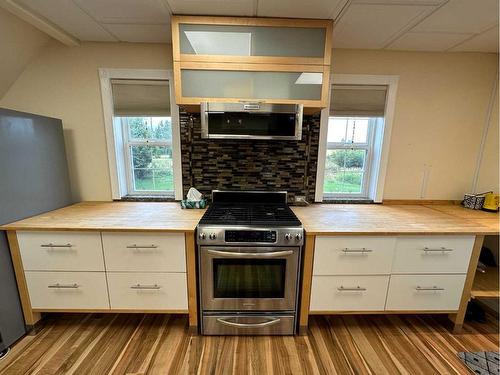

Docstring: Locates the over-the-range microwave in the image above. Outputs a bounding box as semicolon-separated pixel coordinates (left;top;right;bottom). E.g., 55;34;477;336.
200;102;303;141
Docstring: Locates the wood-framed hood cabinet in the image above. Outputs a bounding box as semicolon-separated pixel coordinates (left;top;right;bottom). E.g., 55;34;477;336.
171;15;333;112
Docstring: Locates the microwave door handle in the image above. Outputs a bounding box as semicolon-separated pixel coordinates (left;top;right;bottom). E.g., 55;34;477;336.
207;249;293;258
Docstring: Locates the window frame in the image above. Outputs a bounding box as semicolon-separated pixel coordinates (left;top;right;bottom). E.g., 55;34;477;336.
323;116;376;199
315;74;399;202
99;69;183;200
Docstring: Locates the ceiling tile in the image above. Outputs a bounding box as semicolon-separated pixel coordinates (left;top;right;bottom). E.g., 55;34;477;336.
450;26;499;53
257;0;346;19
388;31;473;51
14;0;116;41
333;3;437;49
102;24;171;43
412;0;499;34
166;0;255;16
73;0;170;24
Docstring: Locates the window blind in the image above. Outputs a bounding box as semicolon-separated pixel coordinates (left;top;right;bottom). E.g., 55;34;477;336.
111;79;171;116
330;84;387;117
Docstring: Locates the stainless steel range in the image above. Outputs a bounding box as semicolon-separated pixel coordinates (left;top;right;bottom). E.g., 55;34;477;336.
197;191;303;335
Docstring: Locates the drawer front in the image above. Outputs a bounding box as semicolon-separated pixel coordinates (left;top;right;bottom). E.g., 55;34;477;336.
310;275;389;312
102;233;186;272
314;236;396;275
107;272;188;310
385;274;466;311
392;236;475;274
202;315;295;336
18;231;104;271
25;271;109;310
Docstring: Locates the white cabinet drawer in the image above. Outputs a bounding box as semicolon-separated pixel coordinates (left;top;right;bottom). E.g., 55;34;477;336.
310;275;389;312
25;271;109;310
385;274;466;311
102;233;186;272
314;236;396;275
107;272;188;310
18;231;104;271
392;236;475;274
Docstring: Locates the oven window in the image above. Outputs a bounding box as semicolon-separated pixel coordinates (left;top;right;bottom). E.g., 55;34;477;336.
213;259;286;298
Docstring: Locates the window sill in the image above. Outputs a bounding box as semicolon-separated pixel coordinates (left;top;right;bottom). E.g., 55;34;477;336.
116;195;176;202
322;198;374;204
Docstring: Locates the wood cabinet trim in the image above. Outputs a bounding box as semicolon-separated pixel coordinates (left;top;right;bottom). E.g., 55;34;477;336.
178;54;326;66
6;231;41;326
172;15;332;29
185;232;198;329
299;234;315;332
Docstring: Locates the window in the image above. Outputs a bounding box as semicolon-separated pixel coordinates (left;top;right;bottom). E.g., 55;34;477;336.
120;116;173;194
100;70;182;199
316;76;398;202
324;117;376;197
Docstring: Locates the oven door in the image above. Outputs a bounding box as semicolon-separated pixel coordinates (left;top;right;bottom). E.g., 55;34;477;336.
200;246;300;311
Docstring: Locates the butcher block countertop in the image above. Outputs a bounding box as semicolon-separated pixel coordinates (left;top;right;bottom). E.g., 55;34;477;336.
1;201;497;235
292;204;499;235
1;201;206;232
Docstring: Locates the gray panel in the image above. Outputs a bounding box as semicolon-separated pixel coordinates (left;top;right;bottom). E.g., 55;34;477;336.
0;108;73;225
0;108;73;348
0;233;25;350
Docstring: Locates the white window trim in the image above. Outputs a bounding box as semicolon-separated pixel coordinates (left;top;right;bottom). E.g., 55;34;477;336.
315;74;399;203
99;68;183;200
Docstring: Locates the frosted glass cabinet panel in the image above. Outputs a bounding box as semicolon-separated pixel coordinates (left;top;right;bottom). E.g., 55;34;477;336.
179;24;326;59
181;69;323;102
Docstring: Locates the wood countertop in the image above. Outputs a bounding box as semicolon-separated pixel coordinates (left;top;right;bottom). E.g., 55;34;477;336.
2;201;497;235
1;202;206;232
292;204;499;235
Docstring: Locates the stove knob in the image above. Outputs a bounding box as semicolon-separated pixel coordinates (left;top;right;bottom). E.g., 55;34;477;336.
296;233;303;241
199;232;206;240
284;233;292;241
209;233;217;240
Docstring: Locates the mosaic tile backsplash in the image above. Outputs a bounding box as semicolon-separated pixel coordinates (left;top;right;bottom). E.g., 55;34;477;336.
179;112;320;203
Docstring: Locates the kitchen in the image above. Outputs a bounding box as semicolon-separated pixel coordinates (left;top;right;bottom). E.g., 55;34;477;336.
0;0;499;373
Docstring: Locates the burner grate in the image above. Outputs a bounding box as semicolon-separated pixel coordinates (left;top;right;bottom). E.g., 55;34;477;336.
200;203;301;226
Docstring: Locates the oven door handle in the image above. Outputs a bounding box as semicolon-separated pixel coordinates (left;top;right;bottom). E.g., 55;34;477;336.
207;249;294;258
216;317;281;328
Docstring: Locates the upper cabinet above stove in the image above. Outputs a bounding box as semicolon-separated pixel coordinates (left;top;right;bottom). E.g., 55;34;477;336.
171;16;333;110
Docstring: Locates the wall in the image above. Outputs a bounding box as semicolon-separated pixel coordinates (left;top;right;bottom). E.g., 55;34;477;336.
476;87;499;194
0;7;50;99
0;42;497;201
332;49;498;199
0;41;172;201
180;113;320;202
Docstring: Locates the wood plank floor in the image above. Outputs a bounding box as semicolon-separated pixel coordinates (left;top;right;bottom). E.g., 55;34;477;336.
0;313;497;374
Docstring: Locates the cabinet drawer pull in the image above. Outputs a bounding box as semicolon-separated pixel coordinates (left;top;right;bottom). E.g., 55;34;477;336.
415;286;445;291
130;284;161;290
48;283;80;289
126;244;158;249
422;247;453;253
341;248;373;253
337;286;367;291
41;243;73;248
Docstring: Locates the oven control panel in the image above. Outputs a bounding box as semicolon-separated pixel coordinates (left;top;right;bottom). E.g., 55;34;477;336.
197;226;304;246
225;230;277;243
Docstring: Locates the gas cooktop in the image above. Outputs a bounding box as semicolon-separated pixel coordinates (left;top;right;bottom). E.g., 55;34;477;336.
198;191;301;227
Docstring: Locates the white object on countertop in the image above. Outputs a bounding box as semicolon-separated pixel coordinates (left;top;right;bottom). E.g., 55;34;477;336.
187;187;203;201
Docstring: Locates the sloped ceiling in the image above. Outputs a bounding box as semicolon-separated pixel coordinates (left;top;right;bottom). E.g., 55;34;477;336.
0;7;50;100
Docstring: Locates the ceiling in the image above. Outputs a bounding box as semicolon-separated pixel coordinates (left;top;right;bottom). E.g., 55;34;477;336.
5;0;499;52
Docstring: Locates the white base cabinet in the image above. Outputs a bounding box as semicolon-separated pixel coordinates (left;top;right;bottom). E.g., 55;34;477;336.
311;275;389;311
310;235;474;313
385;274;466;311
25;271;109;310
18;231;188;312
107;272;188;310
